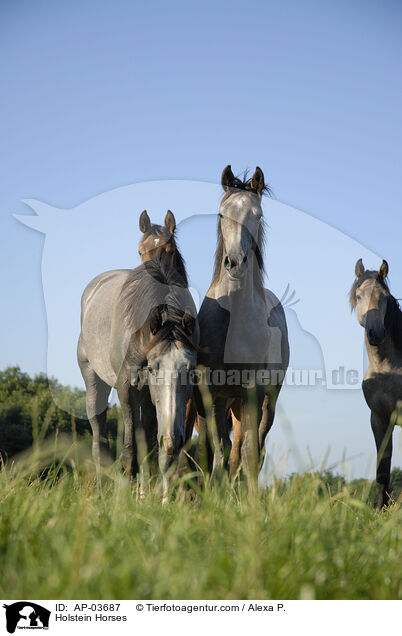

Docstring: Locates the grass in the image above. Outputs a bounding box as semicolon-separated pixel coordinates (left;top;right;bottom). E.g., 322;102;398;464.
0;441;401;601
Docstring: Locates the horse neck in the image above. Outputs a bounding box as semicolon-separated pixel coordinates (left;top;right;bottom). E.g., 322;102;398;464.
365;329;402;372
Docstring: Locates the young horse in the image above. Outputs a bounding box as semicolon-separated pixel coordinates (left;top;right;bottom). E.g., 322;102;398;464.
193;165;289;489
78;253;199;494
138;209;187;284
350;258;402;507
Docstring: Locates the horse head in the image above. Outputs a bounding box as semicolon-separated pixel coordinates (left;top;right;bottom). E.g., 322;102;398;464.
350;258;390;346
144;303;198;460
216;165;267;282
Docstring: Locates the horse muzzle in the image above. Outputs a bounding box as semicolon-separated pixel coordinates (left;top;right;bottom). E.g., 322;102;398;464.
224;253;248;279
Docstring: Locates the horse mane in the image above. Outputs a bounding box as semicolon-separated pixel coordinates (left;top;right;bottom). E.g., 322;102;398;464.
118;253;197;353
211;213;266;289
349;269;402;351
385;293;402;352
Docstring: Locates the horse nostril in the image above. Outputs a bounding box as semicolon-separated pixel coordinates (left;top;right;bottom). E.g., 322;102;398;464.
224;256;237;270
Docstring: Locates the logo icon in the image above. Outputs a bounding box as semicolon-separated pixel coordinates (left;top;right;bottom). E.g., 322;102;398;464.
2;603;50;633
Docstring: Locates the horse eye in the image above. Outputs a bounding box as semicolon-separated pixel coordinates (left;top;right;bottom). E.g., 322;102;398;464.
356;294;361;301
218;213;223;218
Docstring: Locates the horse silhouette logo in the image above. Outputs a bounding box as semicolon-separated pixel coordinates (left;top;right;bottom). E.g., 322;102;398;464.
2;602;50;633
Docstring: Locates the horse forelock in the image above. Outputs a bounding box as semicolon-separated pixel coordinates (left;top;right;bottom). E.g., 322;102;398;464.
221;170;272;198
145;318;200;354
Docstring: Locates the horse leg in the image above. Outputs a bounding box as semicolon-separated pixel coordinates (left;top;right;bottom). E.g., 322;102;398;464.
210;397;231;480
371;411;393;508
141;391;159;483
258;385;280;470
240;391;259;494
229;399;243;479
78;339;111;475
190;384;213;476
117;382;139;478
84;371;110;475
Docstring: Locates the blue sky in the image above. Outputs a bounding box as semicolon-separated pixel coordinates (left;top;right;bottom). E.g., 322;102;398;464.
0;0;401;477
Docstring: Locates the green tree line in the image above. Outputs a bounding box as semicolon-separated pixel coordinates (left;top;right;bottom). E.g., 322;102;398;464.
0;366;119;459
0;366;400;503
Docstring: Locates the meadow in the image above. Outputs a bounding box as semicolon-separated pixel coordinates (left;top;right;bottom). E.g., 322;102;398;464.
0;443;401;601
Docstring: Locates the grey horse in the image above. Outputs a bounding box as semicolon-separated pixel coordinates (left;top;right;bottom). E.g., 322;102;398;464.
78;252;199;493
350;258;402;507
189;165;289;490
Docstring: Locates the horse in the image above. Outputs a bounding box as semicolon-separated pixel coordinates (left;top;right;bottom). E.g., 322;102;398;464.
138;209;188;285
190;165;289;490
77;249;199;496
350;258;402;507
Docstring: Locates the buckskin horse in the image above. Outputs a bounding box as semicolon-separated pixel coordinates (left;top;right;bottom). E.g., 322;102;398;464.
350;258;402;507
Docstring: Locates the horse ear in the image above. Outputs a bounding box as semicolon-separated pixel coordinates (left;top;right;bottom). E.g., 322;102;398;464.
149;306;162;335
221;165;235;190
139;210;151;234
355;258;365;277
251;166;265;195
164;210;176;235
378;259;389;279
182;310;195;335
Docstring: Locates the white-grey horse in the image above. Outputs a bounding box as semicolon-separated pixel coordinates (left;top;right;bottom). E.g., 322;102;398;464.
188;165;289;489
78;252;199;492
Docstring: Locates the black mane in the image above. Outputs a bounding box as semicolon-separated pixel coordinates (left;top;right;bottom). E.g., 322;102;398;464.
385;293;402;353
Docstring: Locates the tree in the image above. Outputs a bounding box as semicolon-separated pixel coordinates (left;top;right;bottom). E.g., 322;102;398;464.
0;366;119;460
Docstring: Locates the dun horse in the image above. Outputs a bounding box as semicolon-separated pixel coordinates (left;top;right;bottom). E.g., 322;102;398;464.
192;165;289;489
350;258;402;507
78;213;199;495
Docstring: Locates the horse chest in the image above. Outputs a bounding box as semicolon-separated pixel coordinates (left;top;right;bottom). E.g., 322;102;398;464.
199;294;272;366
223;311;270;364
363;370;402;416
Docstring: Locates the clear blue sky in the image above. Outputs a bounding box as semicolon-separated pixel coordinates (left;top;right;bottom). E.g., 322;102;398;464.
1;0;401;477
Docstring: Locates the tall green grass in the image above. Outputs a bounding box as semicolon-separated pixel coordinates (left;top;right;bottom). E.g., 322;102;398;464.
0;441;400;600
